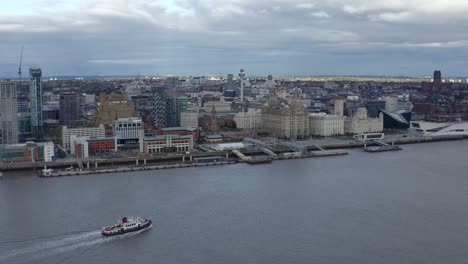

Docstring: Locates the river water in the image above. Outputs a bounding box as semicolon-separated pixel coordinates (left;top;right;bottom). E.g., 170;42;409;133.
1;140;467;264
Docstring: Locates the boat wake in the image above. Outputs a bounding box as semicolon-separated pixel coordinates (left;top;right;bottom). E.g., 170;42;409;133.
0;226;151;264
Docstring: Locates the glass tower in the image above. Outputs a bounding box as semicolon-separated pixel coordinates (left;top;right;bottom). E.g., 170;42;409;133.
29;67;43;133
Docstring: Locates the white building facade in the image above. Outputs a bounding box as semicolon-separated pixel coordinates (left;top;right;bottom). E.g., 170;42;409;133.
309;113;345;136
37;142;55;162
62;125;105;150
112;117;144;144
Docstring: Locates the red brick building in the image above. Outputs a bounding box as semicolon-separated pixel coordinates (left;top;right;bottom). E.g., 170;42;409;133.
87;137;116;154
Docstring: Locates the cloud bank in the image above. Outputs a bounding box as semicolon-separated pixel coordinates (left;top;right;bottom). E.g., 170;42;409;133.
1;0;468;77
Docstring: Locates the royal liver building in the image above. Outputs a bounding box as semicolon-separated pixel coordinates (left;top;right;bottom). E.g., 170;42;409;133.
262;88;310;139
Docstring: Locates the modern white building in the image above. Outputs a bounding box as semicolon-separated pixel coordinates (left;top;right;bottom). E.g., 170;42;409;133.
112;117;144;144
309;113;345;136
410;121;468;136
344;107;383;134
62;125;105;150
234;108;262;131
0;81;19;144
70;136;89;158
37;142;55;162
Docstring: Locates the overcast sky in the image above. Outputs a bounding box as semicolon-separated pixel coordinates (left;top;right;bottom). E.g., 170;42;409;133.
1;0;468;77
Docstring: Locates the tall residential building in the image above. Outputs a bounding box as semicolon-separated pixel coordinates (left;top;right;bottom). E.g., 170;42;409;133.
60;93;80;126
239;69;245;102
29;67;43;133
0;81;19;144
150;87;180;128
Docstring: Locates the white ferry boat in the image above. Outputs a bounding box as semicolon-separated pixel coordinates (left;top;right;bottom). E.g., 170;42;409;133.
101;216;152;237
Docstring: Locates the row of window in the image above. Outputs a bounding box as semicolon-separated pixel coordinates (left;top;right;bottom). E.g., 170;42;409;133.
116;123;143;128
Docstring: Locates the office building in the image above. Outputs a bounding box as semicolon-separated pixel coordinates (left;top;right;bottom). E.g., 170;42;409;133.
0;81;19;144
333;97;345;116
0;141;54;163
262;89;310;139
29;67;43;132
309;113;345;136
344;107;383;134
92;93;136;134
112;117;144;144
365;100;386;118
62;125;105;150
234;108;262;131
60;93;80;125
71;136;116;158
140;135;193;153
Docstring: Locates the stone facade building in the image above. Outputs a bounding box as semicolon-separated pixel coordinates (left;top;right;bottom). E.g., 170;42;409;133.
234;108;262;131
262;89;310;139
344;107;383;134
309;113;345;136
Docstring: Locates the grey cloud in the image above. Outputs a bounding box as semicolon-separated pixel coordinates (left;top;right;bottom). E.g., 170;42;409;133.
1;0;468;77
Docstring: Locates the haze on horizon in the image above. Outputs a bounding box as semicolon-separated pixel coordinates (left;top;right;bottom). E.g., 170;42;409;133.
1;0;468;78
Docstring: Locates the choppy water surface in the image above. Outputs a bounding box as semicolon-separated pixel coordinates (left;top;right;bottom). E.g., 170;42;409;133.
1;141;467;264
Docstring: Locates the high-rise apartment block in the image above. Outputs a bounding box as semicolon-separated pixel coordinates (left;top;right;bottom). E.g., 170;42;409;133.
29;67;43;133
60;93;80;125
150;87;180;128
0;81;19;144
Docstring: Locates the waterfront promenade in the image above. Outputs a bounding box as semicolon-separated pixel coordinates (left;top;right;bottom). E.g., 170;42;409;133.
1;135;466;175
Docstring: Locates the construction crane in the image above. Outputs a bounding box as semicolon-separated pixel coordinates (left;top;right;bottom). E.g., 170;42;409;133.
18;46;24;91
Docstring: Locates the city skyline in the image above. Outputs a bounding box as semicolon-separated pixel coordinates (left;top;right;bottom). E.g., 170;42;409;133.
2;1;468;77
